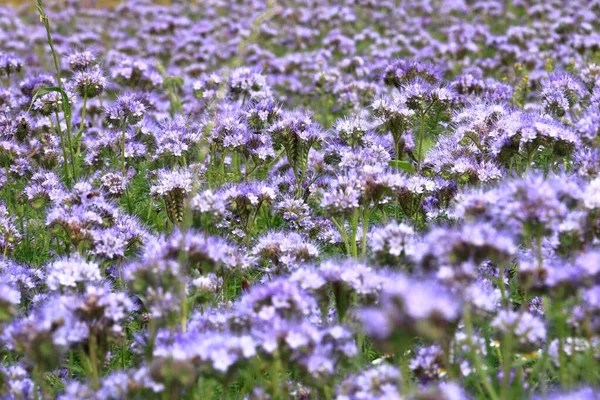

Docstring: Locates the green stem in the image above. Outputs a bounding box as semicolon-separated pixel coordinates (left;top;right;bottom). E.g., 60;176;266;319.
181;280;188;332
53;112;71;184
498;263;508;305
464;305;500;400
37;1;63;91
331;217;351;256
501;331;514;396
349;208;359;258
4;164;10;206
89;335;100;389
416;111;425;173
33;366;49;400
38;1;75;182
398;351;413;395
124;187;133;214
146;198;154;222
270;351;287;399
120;118;127;171
415;101;435;174
77;93;88;156
360;207;370;259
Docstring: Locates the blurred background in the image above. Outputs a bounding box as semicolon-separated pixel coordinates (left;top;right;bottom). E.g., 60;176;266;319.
0;0;171;6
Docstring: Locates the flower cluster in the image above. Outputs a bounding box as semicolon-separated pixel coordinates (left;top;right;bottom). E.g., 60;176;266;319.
2;0;600;399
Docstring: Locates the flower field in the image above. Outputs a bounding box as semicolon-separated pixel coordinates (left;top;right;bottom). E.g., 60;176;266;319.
2;0;600;399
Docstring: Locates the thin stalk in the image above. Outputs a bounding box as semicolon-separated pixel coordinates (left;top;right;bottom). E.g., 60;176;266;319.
416;111;426;173
33;366;49;400
349;208;359;258
69;351;74;378
52;113;71;183
181;280;188;332
501;331;514;396
146;198;154;222
360;207;370;259
270;350;287;399
120;118;134;214
89;335;100;389
4;164;10;206
464;305;500;400
293;165;302;199
398;352;412;395
415;101;436;174
36;1;63;92
37;0;75;182
498;263;508;305
120;118;127;171
331;216;351;256
77;93;88;156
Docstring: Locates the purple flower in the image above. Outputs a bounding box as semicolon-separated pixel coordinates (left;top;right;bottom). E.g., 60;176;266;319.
105;92;147;126
67;50;97;72
4;295;89;369
492;310;546;352
151;116;202;159
383;59;441;88
0;53;23;77
359;274;462;345
72;66;106;98
335;364;401;400
370;221;417;266
150;168;195;224
540;72;587;118
252;231;319;273
45;255;102;291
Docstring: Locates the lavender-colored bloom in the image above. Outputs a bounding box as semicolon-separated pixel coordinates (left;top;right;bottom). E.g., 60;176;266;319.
0;282;20;321
105;92;147;126
359;274;462;345
416;222;517;275
90;228;127;259
3;295;89;368
370;221;417;266
67;50;97;72
45;255;102;291
151;329;256;378
532;386;600;400
0;52;23;77
20;74;54;99
32;88;74;116
335;364;401;400
229;67;272;102
237;279;317;324
111;58;163;89
150;168;194;198
492;310;546;352
319;260;385;298
72;283;136;337
152;116;202;159
100;171;128;197
540;72;588;118
1;365;35;400
0;202;21;254
72;66;106;98
410;344;446;382
252;231;319;273
321;173;363;215
150;168;194;224
383;59;441;88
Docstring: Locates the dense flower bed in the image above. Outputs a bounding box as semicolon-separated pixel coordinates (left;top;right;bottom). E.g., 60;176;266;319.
2;0;600;398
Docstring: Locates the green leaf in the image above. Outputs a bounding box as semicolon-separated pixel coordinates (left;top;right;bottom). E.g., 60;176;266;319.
389;160;414;173
27;86;60;113
28;86;72;121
